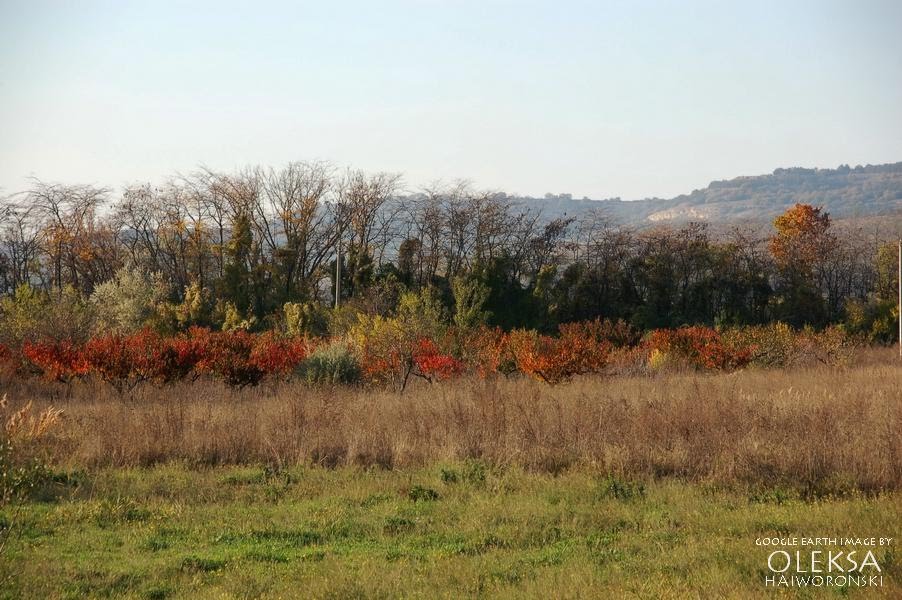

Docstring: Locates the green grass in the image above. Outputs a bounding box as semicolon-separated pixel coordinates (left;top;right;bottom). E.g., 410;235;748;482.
1;463;899;599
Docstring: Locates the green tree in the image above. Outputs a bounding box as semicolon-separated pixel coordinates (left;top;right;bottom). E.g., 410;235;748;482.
222;212;253;313
0;284;48;344
451;273;491;329
90;266;164;334
283;301;329;337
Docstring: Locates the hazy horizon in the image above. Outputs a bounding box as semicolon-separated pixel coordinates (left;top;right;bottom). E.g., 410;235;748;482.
2;0;901;200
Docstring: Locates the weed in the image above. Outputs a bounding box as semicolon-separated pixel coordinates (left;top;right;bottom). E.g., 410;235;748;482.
180;556;227;573
597;476;645;501
407;485;439;502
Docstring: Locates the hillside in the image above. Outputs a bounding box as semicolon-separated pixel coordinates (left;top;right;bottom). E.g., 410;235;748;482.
511;162;902;226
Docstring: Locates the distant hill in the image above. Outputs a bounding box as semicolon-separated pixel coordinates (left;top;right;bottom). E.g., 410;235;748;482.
506;162;902;227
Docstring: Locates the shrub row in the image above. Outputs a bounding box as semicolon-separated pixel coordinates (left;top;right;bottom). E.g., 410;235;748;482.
0;320;857;391
19;328;307;390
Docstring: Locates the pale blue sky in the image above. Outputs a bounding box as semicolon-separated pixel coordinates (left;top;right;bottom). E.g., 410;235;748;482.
1;0;900;199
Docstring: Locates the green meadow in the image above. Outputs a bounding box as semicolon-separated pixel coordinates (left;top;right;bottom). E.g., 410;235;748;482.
2;463;899;599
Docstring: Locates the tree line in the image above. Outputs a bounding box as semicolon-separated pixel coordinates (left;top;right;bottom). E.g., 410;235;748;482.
0;162;898;344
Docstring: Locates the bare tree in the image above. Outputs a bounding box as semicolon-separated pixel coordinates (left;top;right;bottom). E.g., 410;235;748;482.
259;161;339;299
27;180;116;293
0;194;43;292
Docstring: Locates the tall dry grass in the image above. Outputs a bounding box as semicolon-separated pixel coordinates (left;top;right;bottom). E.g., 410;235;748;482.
5;348;901;492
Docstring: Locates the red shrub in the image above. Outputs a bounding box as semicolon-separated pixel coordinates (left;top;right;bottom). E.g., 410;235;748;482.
189;329;260;387
82;334;135;391
356;320;461;391
250;333;308;377
22;339;89;382
413;338;463;381
80;328;307;389
127;329;177;383
81;329;198;390
188;329;305;388
167;328;208;381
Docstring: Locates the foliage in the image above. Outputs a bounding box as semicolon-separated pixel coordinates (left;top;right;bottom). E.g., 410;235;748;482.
721;322;856;368
454;326;514;378
82;333;148;392
411;338;463;382
350;293;459;392
298;341;361;386
192;329;305;388
843;298;898;345
451;274;491;329
248;332;308;378
76;329;203;390
21;339;89;382
20;328;307;390
90;266;164;334
1;317;870;390
176;282;216;329
795;326;857;367
507;322;610;384
222;212;255;314
768;204;837;327
646;326;753;371
396;287;447;339
50;330;185;390
0;285;49;345
219;301;258;332
0;168;897;352
769;203;832;271
476;256;546;330
283;302;329;338
351;316;441;392
346;287;457;392
0;285;96;345
721;323;798;368
190;329;262;387
874;241;899;302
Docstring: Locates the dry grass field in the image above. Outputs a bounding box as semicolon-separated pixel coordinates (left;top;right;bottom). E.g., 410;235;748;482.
14;347;902;490
1;348;900;598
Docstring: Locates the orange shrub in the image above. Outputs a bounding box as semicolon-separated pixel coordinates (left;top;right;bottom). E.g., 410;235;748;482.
508;323;610;384
647;326;753;371
452;326;512;378
352;315;462;392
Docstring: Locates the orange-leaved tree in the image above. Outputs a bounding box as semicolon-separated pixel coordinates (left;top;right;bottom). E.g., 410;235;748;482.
768;204;835;326
769;203;833;273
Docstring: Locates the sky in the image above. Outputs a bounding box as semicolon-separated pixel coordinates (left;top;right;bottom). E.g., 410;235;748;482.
1;0;901;200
